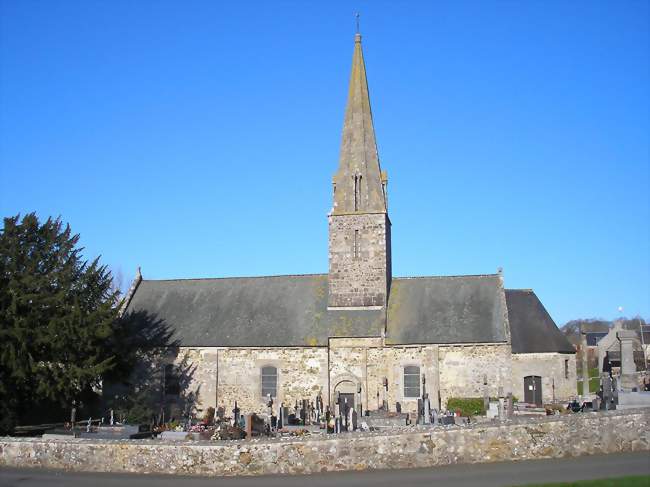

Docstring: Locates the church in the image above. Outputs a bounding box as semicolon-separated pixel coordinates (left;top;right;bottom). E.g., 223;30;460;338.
122;33;576;416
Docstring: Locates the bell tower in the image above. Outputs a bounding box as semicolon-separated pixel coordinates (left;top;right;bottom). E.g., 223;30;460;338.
328;33;392;309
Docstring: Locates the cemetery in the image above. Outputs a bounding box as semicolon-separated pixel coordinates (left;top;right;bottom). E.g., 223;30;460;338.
1;405;648;477
3;348;650;477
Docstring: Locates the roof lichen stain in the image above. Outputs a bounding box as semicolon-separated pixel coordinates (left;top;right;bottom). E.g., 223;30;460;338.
385;281;405;344
313;277;327;300
332;315;355;336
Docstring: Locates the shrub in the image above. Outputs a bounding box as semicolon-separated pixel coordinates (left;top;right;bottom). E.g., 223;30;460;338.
446;397;486;417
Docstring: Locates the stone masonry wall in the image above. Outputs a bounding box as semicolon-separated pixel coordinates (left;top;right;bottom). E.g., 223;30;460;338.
437;344;512;407
328;213;390;308
511;353;578;403
174;342;513;417
329;340;512;414
175;347;328;415
2;409;648;476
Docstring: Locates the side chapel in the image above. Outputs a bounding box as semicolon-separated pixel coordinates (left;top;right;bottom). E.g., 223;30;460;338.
122;33;576;416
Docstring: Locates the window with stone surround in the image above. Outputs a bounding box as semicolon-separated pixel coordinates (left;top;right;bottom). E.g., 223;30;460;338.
353;174;362;210
403;365;420;398
353;230;360;260
261;366;278;398
564;359;569;379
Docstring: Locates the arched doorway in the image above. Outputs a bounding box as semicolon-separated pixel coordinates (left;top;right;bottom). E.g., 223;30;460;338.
333;379;359;411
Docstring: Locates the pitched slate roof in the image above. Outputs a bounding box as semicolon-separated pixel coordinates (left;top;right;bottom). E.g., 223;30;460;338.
505;289;575;354
385;275;508;345
126;274;382;347
125;273;509;347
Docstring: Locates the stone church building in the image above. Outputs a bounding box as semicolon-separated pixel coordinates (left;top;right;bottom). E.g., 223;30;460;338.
122;34;576;416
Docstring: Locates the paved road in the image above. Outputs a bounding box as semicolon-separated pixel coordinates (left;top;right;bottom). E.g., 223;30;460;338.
1;452;649;487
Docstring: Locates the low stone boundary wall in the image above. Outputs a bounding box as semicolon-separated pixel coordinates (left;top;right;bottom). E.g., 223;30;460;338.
1;409;649;477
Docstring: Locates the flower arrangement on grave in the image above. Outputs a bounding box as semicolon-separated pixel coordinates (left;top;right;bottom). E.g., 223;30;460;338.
202;407;215;426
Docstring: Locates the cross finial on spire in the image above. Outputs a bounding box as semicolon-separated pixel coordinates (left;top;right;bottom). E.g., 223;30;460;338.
355;12;360;34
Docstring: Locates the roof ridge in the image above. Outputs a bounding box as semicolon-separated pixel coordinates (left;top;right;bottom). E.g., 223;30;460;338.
141;273;327;282
505;288;534;292
394;273;500;280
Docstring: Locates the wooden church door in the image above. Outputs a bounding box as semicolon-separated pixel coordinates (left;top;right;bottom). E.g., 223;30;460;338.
524;375;542;405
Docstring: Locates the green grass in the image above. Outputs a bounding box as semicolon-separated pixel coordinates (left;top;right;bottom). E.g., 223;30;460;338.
513;475;650;487
577;368;600;395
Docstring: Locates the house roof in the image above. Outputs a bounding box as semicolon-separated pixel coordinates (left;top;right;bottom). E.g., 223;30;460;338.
505;289;575;354
586;332;609;347
125;273;509;347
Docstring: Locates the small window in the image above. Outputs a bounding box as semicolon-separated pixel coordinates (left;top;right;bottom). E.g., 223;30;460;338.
261;366;278;398
403;365;420;398
353;230;360;260
564;359;569;379
353;174;362;211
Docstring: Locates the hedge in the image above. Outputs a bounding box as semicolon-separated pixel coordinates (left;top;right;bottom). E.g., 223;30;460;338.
446;397;486;417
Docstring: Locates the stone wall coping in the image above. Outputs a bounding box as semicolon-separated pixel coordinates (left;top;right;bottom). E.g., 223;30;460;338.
2;408;648;448
2;408;648;477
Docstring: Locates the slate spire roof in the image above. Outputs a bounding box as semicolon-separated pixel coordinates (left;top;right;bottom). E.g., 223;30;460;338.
332;33;387;215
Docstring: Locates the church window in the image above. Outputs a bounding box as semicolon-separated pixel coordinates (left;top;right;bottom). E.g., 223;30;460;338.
261;366;278;398
164;364;180;396
564;359;569;379
403;365;420;398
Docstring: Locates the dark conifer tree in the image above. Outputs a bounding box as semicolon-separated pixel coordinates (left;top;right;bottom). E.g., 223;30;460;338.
0;213;120;433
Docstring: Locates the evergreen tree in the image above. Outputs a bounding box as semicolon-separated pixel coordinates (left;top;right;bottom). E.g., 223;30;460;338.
0;213;120;433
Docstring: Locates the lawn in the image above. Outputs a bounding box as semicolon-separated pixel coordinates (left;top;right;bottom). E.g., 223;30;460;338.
514;475;650;487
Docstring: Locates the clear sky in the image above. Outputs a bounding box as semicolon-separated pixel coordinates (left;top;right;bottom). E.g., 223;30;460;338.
1;1;648;325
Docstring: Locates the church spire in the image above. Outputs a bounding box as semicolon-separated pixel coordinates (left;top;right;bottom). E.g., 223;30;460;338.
332;32;387;215
328;32;392;309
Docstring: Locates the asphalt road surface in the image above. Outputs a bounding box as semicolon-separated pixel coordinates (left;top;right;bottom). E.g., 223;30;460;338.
1;452;649;487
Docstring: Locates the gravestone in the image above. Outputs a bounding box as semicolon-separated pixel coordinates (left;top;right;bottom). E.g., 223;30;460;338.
506;392;514;417
232;401;240;426
441;415;455;425
423;394;431;425
601;374;615;410
216;406;225;420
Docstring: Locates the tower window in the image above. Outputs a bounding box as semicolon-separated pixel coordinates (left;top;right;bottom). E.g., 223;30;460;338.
353;174;362;211
353;230;360;260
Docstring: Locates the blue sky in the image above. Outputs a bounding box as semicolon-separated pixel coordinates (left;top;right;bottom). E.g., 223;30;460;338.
1;1;648;325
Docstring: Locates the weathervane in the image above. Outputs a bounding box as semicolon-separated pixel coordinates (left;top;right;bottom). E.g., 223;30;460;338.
355;12;360;34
